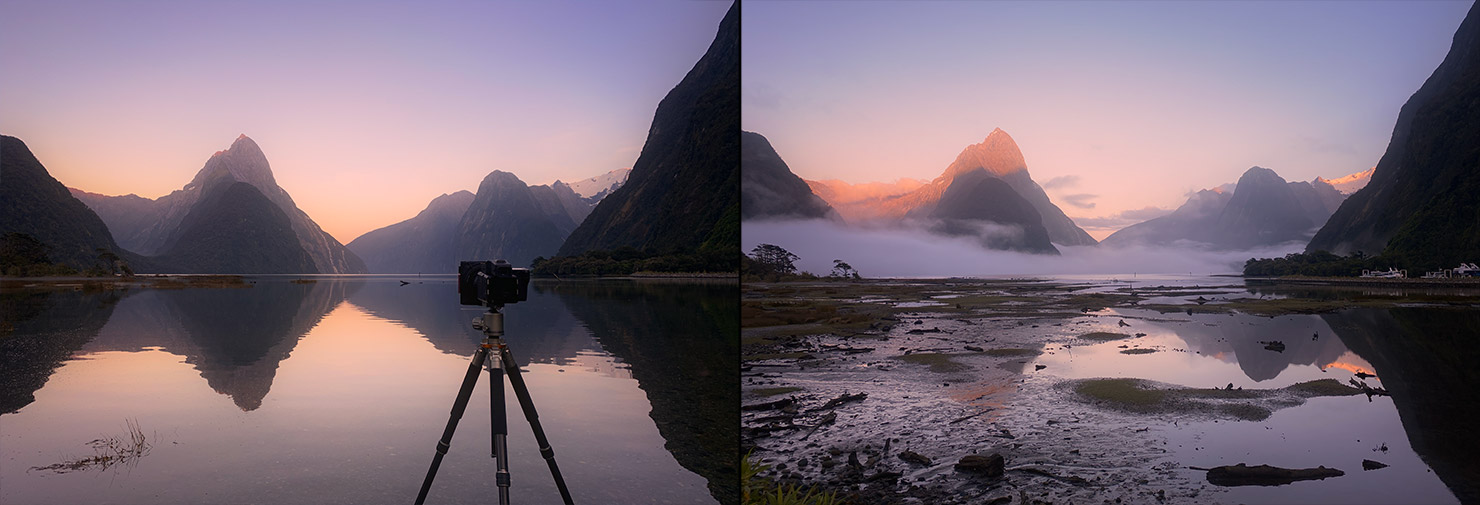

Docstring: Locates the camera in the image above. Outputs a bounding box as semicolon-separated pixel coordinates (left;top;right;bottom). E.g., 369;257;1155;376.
458;260;530;307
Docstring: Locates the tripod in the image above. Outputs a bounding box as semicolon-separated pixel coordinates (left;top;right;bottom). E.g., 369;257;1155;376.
415;306;574;505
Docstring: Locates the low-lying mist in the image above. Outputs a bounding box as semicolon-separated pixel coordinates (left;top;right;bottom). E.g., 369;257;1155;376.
743;219;1306;278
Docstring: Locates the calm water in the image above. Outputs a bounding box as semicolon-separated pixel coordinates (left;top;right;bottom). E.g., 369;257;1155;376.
1030;276;1477;504
0;277;737;505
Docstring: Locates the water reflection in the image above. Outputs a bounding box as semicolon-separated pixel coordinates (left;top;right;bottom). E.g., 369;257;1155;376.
551;279;740;505
0;277;733;505
1323;308;1480;505
0;288;124;413
347;278;596;369
77;281;357;410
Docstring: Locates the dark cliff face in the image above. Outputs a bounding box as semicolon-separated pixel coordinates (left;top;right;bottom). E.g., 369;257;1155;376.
740;131;840;222
0;135;123;270
453;171;570;268
1309;1;1480;268
154;182;316;274
926;168;1058;254
347;191;474;274
557;1;739;259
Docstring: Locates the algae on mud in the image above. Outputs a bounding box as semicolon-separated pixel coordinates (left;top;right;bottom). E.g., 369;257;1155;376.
1071;377;1362;421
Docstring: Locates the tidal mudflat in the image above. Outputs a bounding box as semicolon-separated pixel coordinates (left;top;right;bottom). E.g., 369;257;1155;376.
742;275;1474;504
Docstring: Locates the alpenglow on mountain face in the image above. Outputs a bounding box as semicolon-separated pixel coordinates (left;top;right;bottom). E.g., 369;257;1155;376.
1308;0;1480;272
557;1;739;259
800;128;1093;253
71;135;366;274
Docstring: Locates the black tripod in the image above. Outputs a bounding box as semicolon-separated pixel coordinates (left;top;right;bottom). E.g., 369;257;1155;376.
415;306;574;505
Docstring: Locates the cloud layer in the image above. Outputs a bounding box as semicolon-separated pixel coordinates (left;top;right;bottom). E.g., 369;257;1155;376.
744;219;1304;278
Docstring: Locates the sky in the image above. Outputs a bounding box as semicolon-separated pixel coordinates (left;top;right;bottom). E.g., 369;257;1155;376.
1;0;731;244
742;0;1473;240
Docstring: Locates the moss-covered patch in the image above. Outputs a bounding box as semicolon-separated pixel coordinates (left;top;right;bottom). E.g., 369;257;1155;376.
895;352;968;373
1217;403;1273;421
1069;377;1368;421
1119;348;1157;355
1079;332;1132;341
1286;378;1363;397
1076;378;1166;408
750;386;802;397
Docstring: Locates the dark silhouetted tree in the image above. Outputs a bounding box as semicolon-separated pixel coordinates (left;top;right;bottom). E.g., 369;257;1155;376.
750;244;799;276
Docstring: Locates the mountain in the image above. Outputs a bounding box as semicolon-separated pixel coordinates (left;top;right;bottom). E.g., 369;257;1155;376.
73;135;365;274
1099;188;1233;248
924;168;1058;254
453;171;575;268
805;178;925;206
817;128;1095;249
1102;166;1345;249
0;135;123;270
1308;1;1480;269
566;168;630;204
346;191;474;274
1315;168;1374;195
153;182;316;274
740;131;841;222
557;1;738;259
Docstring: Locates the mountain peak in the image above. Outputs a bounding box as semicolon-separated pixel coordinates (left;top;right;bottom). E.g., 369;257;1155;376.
942;128;1028;182
1315;167;1375;195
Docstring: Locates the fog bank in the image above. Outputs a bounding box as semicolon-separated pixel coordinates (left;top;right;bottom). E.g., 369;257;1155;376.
743;219;1305;278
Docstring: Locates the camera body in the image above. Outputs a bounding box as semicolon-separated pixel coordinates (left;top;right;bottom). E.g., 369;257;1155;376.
458;260;530;307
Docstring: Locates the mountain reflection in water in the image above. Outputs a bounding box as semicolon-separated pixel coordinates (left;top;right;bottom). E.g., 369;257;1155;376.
0;277;734;505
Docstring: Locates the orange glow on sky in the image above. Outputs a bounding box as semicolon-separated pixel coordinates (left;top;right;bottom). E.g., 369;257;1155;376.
1;1;731;244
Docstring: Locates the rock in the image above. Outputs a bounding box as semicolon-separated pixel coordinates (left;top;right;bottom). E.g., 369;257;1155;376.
899;450;933;467
1363;459;1389;471
1204;463;1344;486
965;345;985;352
1119;320;1131;327
954;453;1005;478
1035;364;1047;371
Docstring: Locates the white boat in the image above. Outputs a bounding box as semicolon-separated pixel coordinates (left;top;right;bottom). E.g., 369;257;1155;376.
1361;268;1407;279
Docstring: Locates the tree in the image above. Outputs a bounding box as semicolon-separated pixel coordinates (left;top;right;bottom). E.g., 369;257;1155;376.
96;248;120;275
830;259;857;278
750;244;799;276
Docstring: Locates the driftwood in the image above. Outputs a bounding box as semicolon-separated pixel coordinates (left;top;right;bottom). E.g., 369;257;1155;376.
814;392;867;411
741;397;795;412
801;411;837;440
1348;378;1391;400
1197;463;1344;486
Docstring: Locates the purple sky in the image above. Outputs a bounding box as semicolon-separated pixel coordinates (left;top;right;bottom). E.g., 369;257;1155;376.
1;0;731;243
742;0;1472;239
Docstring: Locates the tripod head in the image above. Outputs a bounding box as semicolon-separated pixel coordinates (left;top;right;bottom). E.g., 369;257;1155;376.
472;305;506;339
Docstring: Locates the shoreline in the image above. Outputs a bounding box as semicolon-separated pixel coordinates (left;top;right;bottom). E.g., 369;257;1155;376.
1245;275;1480;288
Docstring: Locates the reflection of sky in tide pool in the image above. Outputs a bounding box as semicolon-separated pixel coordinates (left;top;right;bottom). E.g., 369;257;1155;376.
0;279;720;505
1025;305;1457;504
1036;308;1374;388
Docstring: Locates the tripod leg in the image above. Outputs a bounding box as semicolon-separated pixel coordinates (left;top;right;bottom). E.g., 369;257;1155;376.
500;345;575;505
415;346;489;505
490;352;511;505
